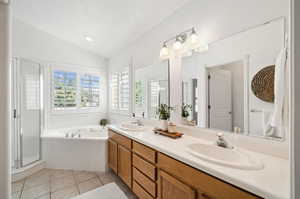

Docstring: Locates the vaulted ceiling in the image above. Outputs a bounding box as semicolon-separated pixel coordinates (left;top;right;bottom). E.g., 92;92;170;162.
12;0;192;57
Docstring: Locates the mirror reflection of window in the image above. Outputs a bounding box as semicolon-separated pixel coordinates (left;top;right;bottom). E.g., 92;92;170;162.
134;61;169;119
182;79;198;124
135;80;146;116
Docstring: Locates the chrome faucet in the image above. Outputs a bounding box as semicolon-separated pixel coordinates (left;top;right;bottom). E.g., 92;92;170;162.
216;133;233;149
131;113;143;126
71;130;81;138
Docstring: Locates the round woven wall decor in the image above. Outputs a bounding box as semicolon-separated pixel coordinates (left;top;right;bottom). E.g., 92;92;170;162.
251;65;275;103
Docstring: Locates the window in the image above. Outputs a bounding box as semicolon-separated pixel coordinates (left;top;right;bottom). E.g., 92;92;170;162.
53;70;77;109
52;69;101;111
110;69;130;112
80;74;100;108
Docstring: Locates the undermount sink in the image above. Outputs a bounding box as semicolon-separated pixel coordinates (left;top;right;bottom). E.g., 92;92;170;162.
186;143;264;170
120;123;146;131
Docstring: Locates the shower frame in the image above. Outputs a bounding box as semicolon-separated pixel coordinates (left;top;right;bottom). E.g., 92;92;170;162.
11;57;44;170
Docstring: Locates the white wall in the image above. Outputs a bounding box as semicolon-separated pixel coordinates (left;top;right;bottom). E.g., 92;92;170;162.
12;18;108;129
0;2;10;199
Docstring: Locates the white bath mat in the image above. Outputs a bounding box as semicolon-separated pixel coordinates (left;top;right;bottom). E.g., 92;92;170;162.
71;183;129;199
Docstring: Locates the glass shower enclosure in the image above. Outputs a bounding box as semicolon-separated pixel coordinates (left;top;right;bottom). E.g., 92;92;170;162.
11;58;43;170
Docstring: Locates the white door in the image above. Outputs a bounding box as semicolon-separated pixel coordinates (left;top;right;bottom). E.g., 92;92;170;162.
208;69;232;131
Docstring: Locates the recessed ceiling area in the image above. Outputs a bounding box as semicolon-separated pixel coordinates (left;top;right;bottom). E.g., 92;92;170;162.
12;0;192;58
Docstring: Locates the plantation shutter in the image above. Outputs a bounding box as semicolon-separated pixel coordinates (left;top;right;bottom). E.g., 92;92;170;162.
119;70;129;111
111;73;119;110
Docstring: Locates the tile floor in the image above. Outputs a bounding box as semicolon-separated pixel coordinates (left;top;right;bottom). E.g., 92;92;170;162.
11;169;137;199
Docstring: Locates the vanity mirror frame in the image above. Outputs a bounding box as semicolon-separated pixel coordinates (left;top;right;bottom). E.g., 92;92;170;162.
132;60;171;120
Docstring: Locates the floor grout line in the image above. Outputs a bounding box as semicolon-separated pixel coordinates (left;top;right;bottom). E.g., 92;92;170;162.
13;169;136;199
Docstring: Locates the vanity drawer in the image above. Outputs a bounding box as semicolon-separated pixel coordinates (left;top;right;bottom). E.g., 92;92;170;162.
133;154;156;181
108;130;132;149
133;167;156;197
157;153;262;199
133;141;156;164
133;181;154;199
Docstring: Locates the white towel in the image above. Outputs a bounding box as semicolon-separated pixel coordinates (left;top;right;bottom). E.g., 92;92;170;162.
269;47;287;137
263;110;274;136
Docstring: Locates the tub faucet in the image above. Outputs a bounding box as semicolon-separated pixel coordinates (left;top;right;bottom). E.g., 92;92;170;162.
216;133;233;149
71;130;81;138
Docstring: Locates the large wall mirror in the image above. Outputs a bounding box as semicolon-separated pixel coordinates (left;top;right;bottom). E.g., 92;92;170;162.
134;60;169;119
177;18;286;140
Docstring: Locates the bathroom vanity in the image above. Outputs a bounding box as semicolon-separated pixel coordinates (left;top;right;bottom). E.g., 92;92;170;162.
107;125;288;199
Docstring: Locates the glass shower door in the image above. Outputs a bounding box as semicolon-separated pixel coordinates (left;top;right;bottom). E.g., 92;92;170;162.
12;58;42;168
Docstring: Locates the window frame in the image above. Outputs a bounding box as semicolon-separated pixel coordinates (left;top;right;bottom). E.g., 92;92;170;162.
50;65;102;114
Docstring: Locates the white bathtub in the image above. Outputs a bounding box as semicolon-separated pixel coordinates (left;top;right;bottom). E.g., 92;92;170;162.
41;126;108;172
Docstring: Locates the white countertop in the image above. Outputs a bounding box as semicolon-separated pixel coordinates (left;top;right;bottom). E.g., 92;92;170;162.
108;125;289;199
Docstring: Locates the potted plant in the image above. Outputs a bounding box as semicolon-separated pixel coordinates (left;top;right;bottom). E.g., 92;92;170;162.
182;104;192;123
99;119;108;129
156;104;174;131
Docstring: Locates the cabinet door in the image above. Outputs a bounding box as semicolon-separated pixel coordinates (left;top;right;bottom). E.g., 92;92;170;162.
158;170;196;199
108;139;118;173
118;145;132;188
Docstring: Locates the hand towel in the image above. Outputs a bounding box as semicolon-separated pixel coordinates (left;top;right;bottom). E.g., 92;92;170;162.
263;110;274;136
269;47;287;137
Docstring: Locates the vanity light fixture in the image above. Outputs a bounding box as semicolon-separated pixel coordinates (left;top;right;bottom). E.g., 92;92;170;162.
173;37;183;51
85;36;94;42
159;27;208;60
190;28;199;44
160;43;169;59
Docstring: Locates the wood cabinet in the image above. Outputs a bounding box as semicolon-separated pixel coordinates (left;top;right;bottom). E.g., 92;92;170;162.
108;139;118;173
108;130;132;188
108;129;263;199
158;170;196;199
118;145;132;188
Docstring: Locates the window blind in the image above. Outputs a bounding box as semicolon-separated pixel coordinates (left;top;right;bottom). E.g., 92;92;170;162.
53;70;77;109
110;69;130;112
80;74;100;108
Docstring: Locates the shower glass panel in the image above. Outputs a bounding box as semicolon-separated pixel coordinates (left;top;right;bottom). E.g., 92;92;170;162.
12;58;42;169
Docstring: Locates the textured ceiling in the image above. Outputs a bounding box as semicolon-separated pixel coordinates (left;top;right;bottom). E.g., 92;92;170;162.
12;0;192;57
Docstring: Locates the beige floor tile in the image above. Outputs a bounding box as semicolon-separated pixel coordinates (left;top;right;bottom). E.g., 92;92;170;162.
11;191;21;199
51;185;79;199
50;169;74;179
97;171;118;185
24;175;50;190
50;175;76;192
21;183;50;199
37;193;50;199
31;169;52;178
12;180;24;193
74;171;97;183
78;177;102;194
